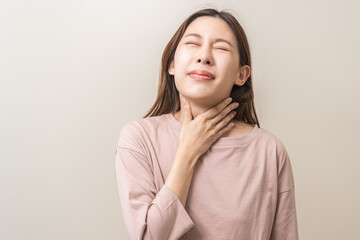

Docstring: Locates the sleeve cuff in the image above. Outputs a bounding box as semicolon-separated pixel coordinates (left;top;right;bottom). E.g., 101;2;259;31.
149;184;195;239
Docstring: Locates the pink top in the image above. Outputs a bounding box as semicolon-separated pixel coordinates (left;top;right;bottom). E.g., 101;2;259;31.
115;113;299;240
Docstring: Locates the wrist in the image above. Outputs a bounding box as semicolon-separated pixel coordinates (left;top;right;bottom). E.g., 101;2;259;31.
175;147;199;169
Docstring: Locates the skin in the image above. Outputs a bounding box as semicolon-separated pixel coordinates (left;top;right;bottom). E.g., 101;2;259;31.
168;16;253;137
164;16;254;207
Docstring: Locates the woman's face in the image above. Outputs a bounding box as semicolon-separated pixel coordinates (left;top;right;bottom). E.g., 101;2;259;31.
168;16;250;107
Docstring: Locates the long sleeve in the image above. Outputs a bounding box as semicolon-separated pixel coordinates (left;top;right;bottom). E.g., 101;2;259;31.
115;121;195;240
270;140;299;240
270;187;299;240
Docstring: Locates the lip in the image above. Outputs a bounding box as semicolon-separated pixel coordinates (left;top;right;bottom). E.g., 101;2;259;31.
188;69;215;80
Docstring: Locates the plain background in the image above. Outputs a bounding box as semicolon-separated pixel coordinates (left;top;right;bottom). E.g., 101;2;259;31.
1;0;359;239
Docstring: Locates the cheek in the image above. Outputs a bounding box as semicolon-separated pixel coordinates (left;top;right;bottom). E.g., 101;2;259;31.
220;59;238;80
173;53;193;77
176;50;192;65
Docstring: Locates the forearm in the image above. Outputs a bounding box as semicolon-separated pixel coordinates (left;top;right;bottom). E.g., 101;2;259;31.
117;146;196;240
165;148;199;207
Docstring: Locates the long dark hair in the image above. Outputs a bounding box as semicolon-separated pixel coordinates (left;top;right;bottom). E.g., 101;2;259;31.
143;8;260;128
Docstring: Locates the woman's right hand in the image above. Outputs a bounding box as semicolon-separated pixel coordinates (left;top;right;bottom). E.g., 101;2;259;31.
177;95;239;160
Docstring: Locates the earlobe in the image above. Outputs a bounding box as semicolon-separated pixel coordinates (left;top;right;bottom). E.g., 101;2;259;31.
234;65;251;86
168;60;174;75
234;65;250;87
234;79;245;87
233;72;245;87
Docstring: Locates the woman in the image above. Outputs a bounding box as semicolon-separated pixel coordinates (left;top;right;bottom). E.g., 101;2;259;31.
115;8;299;240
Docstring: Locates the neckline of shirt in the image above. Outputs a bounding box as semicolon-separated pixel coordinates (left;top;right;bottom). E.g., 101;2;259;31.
164;113;262;148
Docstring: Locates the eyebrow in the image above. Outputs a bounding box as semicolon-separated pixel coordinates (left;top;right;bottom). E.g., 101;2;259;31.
183;33;234;48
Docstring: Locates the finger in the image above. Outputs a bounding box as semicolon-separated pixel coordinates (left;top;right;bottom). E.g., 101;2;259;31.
201;97;232;119
216;119;235;138
212;101;239;125
213;110;237;132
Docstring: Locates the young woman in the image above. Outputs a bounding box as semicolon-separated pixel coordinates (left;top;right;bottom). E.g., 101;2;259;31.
115;8;299;240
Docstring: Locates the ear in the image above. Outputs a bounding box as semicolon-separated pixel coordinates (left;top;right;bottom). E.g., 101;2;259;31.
234;65;251;87
168;59;175;75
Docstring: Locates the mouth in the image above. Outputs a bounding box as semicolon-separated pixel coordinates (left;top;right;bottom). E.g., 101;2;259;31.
188;69;215;81
188;73;215;81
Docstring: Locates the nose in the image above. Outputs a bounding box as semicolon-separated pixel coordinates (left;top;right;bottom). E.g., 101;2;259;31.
196;45;213;65
197;58;211;65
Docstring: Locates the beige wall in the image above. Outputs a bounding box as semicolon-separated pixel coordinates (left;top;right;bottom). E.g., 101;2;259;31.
1;0;359;239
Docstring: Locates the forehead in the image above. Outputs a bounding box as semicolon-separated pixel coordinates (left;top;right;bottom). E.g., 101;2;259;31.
183;16;236;43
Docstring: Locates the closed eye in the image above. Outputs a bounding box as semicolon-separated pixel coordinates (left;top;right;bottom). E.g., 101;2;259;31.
185;42;199;45
185;42;229;51
216;48;229;51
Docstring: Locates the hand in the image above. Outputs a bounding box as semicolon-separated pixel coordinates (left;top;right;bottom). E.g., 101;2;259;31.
177;96;239;159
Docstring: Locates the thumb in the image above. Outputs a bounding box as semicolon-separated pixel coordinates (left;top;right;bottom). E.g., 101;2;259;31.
181;96;193;123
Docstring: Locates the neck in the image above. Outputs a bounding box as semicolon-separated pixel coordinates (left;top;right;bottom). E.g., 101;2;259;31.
173;98;223;123
172;97;248;130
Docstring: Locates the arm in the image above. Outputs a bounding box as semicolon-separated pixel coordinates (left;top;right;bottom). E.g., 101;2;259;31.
270;140;299;240
270;187;299;240
165;148;198;208
115;140;195;240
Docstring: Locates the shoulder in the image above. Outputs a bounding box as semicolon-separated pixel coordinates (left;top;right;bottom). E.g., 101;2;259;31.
258;127;291;163
116;114;168;150
260;127;294;185
257;126;287;149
